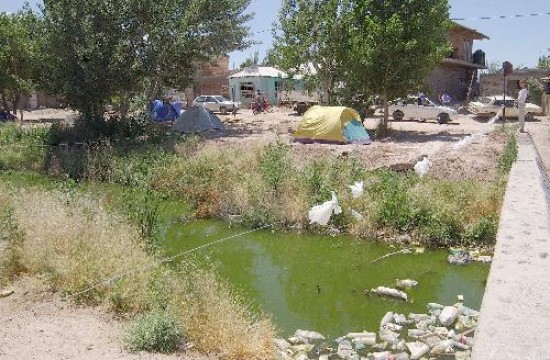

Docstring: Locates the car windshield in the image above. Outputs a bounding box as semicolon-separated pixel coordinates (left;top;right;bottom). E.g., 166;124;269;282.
214;96;228;102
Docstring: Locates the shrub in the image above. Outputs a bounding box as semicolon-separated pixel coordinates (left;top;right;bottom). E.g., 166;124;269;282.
126;309;183;353
0;124;49;171
258;141;291;193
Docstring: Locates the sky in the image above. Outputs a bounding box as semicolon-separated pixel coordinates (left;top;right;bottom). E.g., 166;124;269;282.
2;0;549;70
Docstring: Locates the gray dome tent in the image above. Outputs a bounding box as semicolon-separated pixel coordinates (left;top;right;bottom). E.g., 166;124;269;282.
173;106;224;134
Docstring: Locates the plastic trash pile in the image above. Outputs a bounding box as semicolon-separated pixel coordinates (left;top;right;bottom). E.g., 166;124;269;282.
448;249;492;265
274;300;480;360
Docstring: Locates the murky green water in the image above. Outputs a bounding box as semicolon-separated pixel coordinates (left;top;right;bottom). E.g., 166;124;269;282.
160;219;489;338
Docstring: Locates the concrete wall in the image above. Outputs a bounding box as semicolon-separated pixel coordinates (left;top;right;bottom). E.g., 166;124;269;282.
542;93;550;116
480;68;550;97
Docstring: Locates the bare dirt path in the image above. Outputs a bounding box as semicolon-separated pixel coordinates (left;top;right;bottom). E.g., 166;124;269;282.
0;279;211;360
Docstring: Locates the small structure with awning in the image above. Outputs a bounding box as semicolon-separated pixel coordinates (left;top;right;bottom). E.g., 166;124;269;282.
228;66;303;107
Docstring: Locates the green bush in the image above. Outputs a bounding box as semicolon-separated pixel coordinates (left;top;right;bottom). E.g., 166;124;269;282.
258;142;291;193
370;170;416;231
461;215;498;245
126;309;183;353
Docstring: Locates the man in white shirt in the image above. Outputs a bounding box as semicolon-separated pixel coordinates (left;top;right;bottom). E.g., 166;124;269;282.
516;79;529;133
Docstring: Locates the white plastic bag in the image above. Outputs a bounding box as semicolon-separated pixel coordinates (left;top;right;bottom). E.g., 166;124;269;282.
372;286;408;301
438;306;458;326
413;157;431;177
452;136;473;150
349;181;364;199
308;191;342;226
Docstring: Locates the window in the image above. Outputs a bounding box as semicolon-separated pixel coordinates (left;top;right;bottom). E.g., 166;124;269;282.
275;81;283;93
195;96;206;102
206;96;216;103
240;82;255;99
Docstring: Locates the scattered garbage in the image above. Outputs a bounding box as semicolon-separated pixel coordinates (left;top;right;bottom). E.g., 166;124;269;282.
413;157;431;177
349;181;364;199
474;255;492;263
308;191;342;226
0;289;14;298
395;279;418;290
369;286;408;302
371;248;412;263
439;306;459;326
277;299;479;360
447;249;473;265
448;248;492;265
406;341;430;359
452;136;473;151
351;210;363;220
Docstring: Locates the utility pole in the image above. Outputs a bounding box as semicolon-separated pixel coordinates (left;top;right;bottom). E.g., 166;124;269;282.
502;61;513;126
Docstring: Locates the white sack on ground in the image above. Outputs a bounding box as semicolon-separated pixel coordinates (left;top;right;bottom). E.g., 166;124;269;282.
349;181;364;198
308;191;342;226
414;157;431;177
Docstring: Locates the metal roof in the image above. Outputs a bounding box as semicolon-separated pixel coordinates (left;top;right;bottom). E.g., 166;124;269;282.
229;66;288;79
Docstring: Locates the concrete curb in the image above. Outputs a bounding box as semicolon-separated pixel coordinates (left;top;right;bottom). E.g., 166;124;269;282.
471;134;550;359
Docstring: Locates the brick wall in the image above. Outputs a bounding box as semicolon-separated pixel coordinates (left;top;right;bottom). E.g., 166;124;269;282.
427;65;472;102
198;56;230;97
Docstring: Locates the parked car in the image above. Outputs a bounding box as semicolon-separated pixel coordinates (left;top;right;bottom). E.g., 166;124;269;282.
468;95;542;120
192;95;241;115
387;97;458;124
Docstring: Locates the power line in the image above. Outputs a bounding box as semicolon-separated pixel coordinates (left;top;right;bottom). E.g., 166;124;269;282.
451;12;550;21
1;222;276;322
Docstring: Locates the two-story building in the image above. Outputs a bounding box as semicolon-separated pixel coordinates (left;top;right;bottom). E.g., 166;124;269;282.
427;23;488;102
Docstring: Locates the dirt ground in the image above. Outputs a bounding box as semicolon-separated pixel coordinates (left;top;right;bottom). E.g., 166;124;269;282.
3;106;549;359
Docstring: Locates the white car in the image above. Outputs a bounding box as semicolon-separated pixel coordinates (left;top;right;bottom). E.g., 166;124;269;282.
387;98;458;124
192;95;241;115
469;95;542;120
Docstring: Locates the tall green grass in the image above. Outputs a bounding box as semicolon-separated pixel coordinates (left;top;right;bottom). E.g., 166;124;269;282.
0;122;517;246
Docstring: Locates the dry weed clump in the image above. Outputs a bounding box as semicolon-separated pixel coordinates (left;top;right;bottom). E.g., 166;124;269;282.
7;187;154;310
0;183;279;358
180;268;277;360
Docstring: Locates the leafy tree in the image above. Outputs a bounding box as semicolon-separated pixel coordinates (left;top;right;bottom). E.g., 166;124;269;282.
239;50;259;69
539;49;550;68
41;0;252;119
347;0;451;128
271;0;352;104
0;8;42;115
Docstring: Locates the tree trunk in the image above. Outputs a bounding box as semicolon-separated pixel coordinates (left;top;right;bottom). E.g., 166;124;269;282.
382;89;388;126
119;90;130;121
13;93;20;116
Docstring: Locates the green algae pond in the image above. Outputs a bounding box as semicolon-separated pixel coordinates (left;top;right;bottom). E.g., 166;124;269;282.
0;172;490;338
160;219;489;338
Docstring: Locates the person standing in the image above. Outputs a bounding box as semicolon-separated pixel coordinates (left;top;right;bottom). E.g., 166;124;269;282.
516;79;529;133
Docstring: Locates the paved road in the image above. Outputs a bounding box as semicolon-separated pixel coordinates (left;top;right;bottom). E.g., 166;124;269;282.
471;127;550;359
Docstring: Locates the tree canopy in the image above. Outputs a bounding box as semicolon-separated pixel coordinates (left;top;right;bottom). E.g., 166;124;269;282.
0;8;41;114
272;0;451;123
539;49;550;68
272;0;353;104
41;0;253;118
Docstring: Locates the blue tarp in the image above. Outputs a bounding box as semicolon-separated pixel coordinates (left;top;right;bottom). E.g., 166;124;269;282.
150;100;180;122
